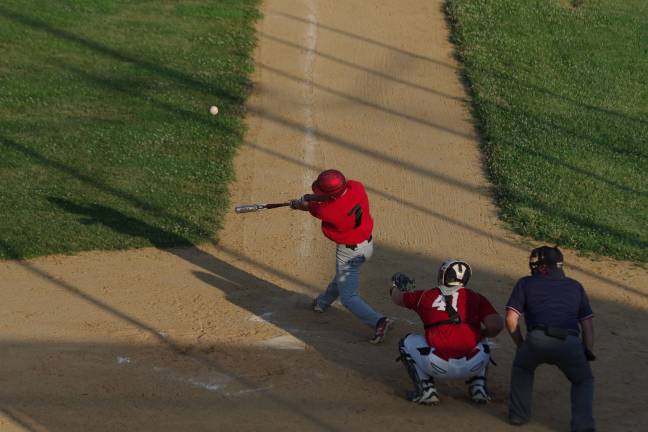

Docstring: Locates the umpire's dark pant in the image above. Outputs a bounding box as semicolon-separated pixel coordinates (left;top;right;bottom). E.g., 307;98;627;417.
509;330;595;432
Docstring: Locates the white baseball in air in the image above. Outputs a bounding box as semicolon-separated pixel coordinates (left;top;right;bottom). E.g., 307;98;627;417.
209;105;219;115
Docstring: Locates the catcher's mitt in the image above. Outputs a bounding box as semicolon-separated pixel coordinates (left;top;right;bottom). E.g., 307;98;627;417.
391;272;415;293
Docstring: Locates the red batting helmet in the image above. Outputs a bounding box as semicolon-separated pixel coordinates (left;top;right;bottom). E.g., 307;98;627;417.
312;169;347;197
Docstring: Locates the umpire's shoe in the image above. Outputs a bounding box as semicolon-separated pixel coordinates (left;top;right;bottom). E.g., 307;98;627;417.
508;416;527;426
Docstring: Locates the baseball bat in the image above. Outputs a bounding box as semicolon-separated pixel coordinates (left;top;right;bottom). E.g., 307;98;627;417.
235;202;291;213
235;194;330;214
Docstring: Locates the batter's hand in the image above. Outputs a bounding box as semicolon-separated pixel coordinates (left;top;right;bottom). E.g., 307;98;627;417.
290;196;308;210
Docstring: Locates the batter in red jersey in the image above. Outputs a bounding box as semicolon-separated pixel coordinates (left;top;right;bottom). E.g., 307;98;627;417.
391;260;503;404
290;169;393;344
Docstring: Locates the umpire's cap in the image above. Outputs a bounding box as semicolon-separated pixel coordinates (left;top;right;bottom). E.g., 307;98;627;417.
529;246;563;274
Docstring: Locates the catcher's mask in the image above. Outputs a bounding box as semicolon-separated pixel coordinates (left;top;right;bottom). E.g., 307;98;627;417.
529;246;563;275
438;259;471;287
312;169;347;197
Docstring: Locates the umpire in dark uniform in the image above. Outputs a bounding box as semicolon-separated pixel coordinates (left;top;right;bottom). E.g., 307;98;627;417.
505;246;595;432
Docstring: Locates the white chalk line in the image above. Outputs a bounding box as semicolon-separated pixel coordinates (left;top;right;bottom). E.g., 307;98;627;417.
116;356;132;364
298;1;319;258
248;311;274;322
256;334;306;350
159;368;232;393
116;358;270;397
224;385;274;397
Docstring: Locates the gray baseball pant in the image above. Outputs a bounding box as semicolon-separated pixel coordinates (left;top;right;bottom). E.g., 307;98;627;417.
509;329;595;432
315;238;382;327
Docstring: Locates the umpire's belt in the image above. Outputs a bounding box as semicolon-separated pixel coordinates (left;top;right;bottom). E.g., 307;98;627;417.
345;235;372;250
530;324;579;340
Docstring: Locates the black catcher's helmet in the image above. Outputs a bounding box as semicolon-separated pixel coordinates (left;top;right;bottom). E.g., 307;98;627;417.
438;259;472;287
529;246;563;274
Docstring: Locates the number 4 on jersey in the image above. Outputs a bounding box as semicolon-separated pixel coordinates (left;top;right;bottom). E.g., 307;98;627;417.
432;292;458;311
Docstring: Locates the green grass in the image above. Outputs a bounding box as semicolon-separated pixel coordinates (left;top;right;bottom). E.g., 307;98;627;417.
446;0;648;263
0;0;260;259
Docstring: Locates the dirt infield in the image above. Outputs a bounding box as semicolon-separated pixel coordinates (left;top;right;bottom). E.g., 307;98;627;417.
1;1;647;431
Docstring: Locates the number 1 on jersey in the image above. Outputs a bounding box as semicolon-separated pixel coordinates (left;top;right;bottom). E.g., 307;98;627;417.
348;204;362;228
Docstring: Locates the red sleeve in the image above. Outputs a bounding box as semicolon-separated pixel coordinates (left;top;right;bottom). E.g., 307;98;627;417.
402;290;424;310
308;201;324;219
477;293;498;320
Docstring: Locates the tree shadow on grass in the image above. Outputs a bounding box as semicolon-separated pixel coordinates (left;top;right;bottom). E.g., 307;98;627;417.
0;5;243;105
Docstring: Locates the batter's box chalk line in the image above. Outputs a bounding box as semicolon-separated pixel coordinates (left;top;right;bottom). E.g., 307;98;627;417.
115;356;269;396
256;334;306;350
249;311;274;322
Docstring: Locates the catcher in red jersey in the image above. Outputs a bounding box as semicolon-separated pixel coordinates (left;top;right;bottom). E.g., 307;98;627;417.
390;260;503;404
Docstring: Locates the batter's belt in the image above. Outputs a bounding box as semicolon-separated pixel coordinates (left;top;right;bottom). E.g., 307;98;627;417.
344;234;372;250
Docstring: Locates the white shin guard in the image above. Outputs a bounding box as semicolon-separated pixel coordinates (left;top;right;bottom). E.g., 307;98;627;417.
400;334;492;402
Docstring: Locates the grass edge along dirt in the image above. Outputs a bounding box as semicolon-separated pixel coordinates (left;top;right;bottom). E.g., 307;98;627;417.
445;0;648;263
0;0;261;259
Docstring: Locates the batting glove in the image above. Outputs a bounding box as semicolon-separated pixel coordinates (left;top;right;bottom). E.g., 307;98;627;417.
290;196;306;210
